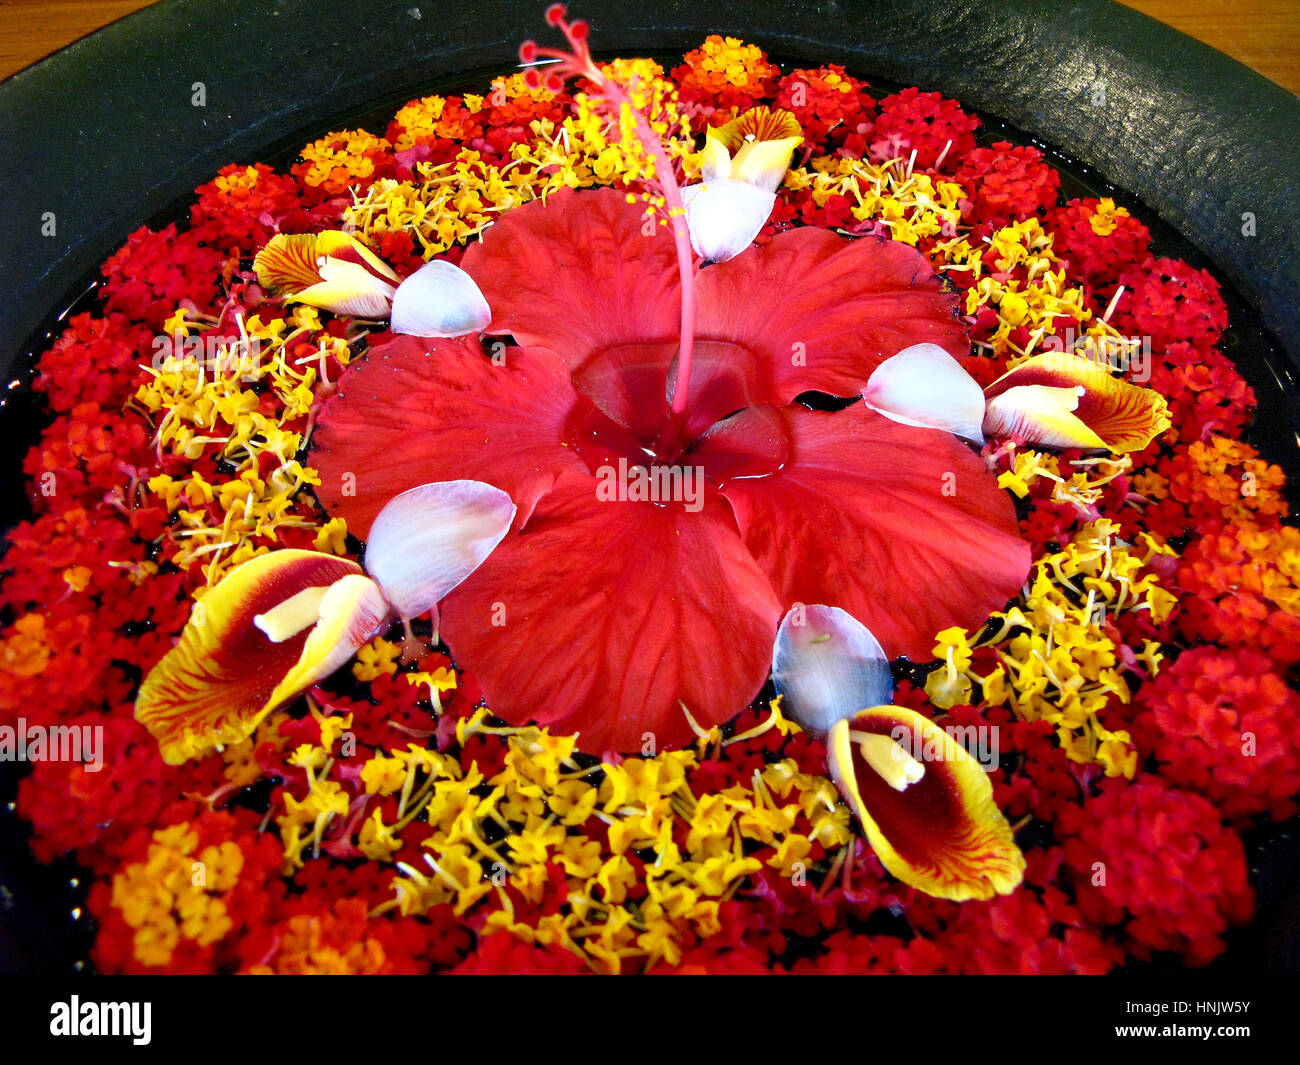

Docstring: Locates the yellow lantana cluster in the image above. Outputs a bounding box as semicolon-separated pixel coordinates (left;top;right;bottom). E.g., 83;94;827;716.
346;62;699;261
937;218;1093;359
785;154;968;246
110;823;244;966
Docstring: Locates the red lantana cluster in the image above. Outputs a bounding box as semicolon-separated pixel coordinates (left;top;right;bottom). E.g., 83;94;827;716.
773;65;876;154
869;86;981;171
1047;196;1152;294
0;32;1296;976
954;140;1061;223
1111;256;1230;353
1058;778;1255;966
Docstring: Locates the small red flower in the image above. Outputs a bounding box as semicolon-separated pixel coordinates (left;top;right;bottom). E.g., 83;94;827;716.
954;141;1060;223
1046;197;1152;293
869;87;980;171
1058;776;1254;965
1110;256;1228;352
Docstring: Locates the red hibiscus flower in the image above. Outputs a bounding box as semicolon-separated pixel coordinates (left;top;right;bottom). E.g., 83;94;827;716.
312;186;1030;752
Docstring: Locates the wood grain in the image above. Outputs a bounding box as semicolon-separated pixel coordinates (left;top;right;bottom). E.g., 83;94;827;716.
0;0;1297;91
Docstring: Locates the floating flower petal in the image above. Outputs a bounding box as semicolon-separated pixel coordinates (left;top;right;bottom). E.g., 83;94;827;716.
771;604;893;735
390;259;492;337
135;551;374;764
982;353;1171;452
706;106;803;192
862;343;987;443
254;231;398;318
681;178;776;262
826;705;1026;900
363;480;517;623
982;384;1106;450
682;108;801;262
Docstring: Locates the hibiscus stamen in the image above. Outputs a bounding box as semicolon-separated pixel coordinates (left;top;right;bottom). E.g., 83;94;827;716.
522;6;699;417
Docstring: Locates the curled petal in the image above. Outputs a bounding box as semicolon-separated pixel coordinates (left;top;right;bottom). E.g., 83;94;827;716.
983;353;1171;452
293;258;397;318
265;574;391;708
390;259;493;338
364;480;517;622
862;343;987;443
254;232;398;317
771;605;893;735
135;551;366;764
982;384;1105;449
827;706;1026;900
682;179;776;263
710;107;803;193
699;135;732;182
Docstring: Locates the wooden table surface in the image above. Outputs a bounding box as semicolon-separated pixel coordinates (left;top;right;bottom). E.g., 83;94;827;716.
1;0;1297;91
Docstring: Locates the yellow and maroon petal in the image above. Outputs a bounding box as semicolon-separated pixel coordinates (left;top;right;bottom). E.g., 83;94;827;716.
826;705;1025;900
265;573;390;708
135;550;364;765
983;353;1171;452
254;231;398;315
711;106;803;153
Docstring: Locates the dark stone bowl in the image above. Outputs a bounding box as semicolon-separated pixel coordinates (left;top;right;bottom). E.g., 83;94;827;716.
0;0;1297;974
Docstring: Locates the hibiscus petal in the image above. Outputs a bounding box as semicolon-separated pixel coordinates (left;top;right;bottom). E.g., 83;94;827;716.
983;353;1171;452
982;384;1106;450
390;259;492;338
696;404;1029;661
681;179;777;262
862;343;987;444
461;187;680;369
439;471;783;754
364;480;516;622
459;188;682;439
686;229;967;436
312;334;587;538
771;605;893;735
135;550;364;764
826;706;1025;900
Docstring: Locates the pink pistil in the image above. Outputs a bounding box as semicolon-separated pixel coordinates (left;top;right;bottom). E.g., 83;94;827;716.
522;7;700;418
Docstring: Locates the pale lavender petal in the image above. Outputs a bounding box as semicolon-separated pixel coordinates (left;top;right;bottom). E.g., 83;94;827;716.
771;604;894;735
390;260;492;337
862;343;986;444
363;480;517;620
681;179;776;263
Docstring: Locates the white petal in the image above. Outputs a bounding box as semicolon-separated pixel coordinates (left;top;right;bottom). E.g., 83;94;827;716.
363;480;516;621
863;343;986;444
681;179;775;263
390;260;492;337
771;604;894;736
